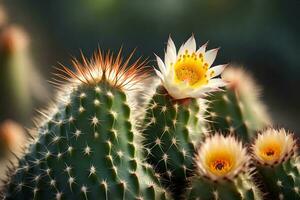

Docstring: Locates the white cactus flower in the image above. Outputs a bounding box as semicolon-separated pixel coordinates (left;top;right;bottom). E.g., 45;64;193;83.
155;35;226;99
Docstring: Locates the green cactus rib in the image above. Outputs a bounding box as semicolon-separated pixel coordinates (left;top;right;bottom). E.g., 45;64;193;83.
256;157;300;200
142;85;205;188
185;173;262;200
3;81;170;200
205;88;269;143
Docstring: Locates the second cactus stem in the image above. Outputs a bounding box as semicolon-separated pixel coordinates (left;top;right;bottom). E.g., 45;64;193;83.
205;67;271;142
142;85;206;194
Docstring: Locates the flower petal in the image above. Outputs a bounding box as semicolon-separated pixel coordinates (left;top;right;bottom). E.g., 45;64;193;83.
167;36;176;56
184;35;196;53
189;87;214;98
208;78;226;87
178;35;196;56
165;38;177;67
206;64;226;78
204;48;219;66
155;55;167;74
196;41;208;55
154;68;164;81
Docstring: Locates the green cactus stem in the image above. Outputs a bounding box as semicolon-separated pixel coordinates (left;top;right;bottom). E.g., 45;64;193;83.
0;25;48;125
186;173;261;200
252;128;300;200
184;134;262;200
142;84;206;194
256;159;300;200
2;50;170;200
205;67;271;142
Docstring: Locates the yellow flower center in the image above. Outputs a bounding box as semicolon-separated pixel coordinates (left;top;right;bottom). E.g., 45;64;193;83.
205;151;234;176
173;51;210;87
258;141;282;162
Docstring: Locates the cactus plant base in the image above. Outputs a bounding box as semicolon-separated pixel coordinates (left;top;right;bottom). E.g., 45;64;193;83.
185;174;262;200
3;80;169;200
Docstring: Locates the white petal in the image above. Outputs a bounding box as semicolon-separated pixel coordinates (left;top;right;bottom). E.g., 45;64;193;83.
208;78;226;87
204;48;219;66
178;43;186;57
170;87;190;99
165;38;177;67
155;55;167;74
178;36;196;56
196;41;208;55
167;36;176;55
206;64;226;78
154;69;164;81
189;87;214;98
165;37;177;65
184;35;196;53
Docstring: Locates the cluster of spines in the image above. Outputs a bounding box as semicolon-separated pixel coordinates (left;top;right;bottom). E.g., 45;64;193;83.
142;85;207;195
2;50;170;200
255;157;300;200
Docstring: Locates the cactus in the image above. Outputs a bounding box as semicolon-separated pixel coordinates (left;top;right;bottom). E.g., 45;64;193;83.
0;120;28;188
185;134;262;200
0;25;49;125
2;50;170;200
143;85;205;184
252;128;300;200
186;173;261;200
0;120;27;160
205;67;271;142
142;36;227;193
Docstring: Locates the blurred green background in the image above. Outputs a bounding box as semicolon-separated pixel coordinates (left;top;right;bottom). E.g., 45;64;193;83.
1;0;300;132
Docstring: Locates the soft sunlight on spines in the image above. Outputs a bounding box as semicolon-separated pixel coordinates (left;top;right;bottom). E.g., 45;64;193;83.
1;50;170;200
184;134;263;200
205;66;271;143
252;128;300;200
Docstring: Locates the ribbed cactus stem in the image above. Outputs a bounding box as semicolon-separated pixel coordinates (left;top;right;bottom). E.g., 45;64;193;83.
186;173;262;200
252;128;299;200
256;158;300;200
2;50;170;200
205;67;271;142
143;85;206;190
184;134;262;200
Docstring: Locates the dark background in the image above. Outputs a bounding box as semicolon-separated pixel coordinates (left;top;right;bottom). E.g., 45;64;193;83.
2;0;300;133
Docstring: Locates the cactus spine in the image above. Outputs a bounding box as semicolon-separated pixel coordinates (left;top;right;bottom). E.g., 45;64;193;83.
205;67;271;142
2;50;170;200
